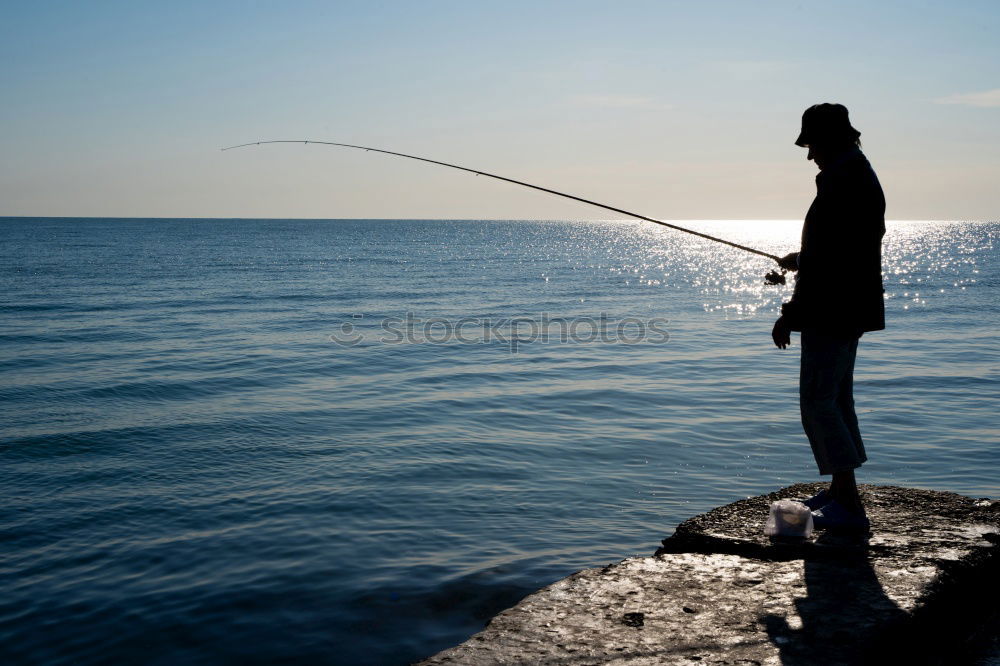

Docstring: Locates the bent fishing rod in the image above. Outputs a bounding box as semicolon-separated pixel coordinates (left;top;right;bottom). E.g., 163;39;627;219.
221;140;789;285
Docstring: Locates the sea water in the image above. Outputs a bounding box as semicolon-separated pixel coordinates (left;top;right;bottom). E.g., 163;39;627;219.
1;218;996;664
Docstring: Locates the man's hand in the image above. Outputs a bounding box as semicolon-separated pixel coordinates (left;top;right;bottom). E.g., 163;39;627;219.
772;317;791;349
778;252;799;272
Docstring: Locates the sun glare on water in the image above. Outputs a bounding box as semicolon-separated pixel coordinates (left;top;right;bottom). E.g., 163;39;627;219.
585;219;989;320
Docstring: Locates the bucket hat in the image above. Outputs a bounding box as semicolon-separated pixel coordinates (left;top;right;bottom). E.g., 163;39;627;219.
795;103;861;147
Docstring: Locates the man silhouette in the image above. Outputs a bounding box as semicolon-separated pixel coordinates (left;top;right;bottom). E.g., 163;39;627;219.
772;103;885;530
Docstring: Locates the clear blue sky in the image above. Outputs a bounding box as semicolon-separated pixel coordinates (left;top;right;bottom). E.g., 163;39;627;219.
1;0;997;219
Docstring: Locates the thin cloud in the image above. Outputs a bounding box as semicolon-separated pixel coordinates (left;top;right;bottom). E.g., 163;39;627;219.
573;95;674;111
934;88;1000;108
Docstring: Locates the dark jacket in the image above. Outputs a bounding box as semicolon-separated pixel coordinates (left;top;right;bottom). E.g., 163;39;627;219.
780;147;886;335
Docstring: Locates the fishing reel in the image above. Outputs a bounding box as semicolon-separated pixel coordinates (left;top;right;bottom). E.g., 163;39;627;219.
764;269;788;286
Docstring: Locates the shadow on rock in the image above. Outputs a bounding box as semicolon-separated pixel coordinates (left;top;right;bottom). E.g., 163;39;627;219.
761;531;908;665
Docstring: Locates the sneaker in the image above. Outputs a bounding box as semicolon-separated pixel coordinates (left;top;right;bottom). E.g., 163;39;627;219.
811;499;871;532
798;489;831;510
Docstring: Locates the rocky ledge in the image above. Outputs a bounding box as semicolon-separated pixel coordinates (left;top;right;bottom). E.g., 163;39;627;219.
417;484;998;665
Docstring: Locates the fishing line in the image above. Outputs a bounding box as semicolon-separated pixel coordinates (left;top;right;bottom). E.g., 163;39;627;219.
221;140;788;284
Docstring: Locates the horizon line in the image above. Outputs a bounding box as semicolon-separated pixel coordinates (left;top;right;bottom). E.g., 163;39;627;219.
1;216;995;223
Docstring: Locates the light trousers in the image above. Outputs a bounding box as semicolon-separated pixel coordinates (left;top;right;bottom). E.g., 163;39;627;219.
799;330;867;475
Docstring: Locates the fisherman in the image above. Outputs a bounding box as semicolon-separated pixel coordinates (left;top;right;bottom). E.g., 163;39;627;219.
771;103;886;531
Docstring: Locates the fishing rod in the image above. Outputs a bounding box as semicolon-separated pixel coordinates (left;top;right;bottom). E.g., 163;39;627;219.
221;140;789;285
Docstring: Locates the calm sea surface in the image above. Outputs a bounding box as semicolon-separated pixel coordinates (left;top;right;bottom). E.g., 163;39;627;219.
1;218;997;665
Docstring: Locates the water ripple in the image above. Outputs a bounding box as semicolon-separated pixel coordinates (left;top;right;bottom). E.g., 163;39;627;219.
0;218;996;665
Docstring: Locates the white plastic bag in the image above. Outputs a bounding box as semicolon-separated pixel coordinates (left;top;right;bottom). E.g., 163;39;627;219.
763;499;814;538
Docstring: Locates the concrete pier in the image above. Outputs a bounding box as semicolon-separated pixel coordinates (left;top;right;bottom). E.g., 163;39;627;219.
417;483;998;665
